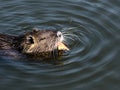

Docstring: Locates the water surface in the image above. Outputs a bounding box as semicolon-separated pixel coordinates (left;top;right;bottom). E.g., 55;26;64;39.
0;0;120;90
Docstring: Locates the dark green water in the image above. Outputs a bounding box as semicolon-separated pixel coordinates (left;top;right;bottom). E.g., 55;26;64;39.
0;0;120;90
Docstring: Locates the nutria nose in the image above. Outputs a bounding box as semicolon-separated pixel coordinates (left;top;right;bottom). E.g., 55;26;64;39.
57;31;62;37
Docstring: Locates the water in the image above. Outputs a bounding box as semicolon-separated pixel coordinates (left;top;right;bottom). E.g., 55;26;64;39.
0;0;120;90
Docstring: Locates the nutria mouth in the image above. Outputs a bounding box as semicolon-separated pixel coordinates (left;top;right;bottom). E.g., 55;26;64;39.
0;28;69;59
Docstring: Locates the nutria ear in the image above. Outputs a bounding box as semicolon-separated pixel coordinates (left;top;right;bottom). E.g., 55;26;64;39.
32;28;38;33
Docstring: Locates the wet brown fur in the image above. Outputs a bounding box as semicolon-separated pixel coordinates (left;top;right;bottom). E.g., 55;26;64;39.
0;29;65;59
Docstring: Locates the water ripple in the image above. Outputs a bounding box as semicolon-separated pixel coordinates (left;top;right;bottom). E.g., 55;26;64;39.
0;0;120;90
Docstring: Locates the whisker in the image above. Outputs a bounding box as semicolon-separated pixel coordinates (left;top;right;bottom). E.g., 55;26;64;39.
63;33;81;42
61;27;78;32
63;36;76;41
63;33;79;38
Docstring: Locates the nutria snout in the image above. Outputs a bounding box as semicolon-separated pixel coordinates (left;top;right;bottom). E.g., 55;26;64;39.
0;28;69;59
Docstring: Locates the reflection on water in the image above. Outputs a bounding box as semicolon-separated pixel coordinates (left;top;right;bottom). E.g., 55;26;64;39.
0;0;120;90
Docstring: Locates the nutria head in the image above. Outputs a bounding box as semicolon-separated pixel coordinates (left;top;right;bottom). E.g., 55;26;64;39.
20;29;69;58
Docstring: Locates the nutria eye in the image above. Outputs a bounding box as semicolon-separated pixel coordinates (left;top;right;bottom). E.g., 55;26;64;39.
26;36;34;44
40;37;46;41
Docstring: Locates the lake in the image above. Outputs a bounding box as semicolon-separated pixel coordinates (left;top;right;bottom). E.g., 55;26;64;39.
0;0;120;90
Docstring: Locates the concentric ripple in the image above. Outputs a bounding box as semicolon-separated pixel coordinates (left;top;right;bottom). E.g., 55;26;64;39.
0;0;120;90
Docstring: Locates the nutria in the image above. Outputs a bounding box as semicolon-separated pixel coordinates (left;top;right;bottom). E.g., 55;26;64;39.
0;28;69;60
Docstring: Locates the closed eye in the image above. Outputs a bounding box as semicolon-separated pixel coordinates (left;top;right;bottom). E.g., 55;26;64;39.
40;37;46;40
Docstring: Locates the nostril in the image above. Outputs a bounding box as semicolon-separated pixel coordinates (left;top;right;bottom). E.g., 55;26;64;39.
57;31;62;37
